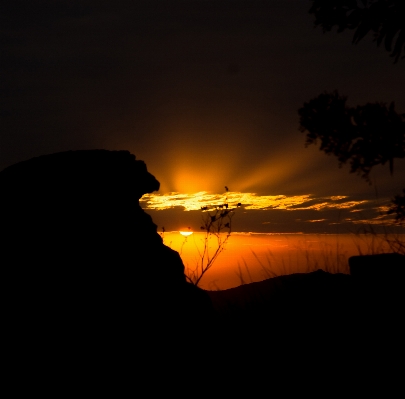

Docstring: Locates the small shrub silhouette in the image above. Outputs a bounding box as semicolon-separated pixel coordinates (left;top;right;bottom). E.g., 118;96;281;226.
186;188;241;286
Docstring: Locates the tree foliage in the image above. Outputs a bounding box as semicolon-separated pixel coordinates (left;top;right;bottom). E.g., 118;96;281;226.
298;91;405;181
388;189;405;222
309;0;405;62
299;91;405;223
303;2;405;223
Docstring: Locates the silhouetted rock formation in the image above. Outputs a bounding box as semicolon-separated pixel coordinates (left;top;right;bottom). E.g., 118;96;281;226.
349;252;404;307
349;253;405;282
1;150;213;366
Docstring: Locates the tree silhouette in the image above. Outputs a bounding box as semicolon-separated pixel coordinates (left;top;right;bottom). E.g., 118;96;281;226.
299;91;405;181
388;189;405;222
299;91;405;223
309;0;405;62
300;2;405;223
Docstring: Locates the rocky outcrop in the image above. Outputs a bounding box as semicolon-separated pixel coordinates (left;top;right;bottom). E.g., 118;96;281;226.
349;252;404;313
349;253;405;282
1;150;214;362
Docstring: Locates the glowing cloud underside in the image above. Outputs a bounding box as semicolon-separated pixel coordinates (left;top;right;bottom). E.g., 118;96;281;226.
140;192;368;212
292;200;369;211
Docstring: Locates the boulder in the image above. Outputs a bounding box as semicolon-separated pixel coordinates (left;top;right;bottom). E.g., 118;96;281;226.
1;150;214;363
349;253;404;297
349;253;405;281
348;253;404;340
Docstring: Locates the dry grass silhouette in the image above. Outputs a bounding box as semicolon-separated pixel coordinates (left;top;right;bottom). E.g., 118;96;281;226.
232;231;404;287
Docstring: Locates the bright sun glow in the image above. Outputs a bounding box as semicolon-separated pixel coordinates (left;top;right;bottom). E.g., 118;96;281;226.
179;230;193;236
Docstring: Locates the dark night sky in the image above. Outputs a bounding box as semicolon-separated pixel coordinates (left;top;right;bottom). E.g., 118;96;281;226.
2;0;404;233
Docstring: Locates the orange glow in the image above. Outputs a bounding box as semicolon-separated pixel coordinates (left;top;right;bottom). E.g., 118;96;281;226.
172;170;219;194
148;117;254;194
162;232;404;290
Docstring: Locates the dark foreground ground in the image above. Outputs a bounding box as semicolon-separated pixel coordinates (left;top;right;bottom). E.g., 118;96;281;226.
203;269;404;391
5;270;403;394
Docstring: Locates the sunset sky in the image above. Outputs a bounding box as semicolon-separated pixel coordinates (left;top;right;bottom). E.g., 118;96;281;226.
2;0;404;234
